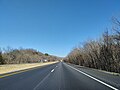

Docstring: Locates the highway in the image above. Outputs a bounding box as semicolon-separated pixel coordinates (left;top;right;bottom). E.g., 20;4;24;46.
0;62;119;90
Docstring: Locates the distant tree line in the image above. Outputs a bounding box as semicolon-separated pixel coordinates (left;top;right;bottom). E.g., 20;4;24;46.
64;17;120;73
0;47;60;65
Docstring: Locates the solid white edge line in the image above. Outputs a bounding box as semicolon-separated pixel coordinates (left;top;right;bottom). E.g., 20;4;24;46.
66;63;118;90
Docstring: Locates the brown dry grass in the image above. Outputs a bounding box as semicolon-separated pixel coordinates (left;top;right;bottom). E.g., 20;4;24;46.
0;61;58;74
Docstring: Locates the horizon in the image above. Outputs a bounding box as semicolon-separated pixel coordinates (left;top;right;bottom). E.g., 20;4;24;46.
0;0;120;57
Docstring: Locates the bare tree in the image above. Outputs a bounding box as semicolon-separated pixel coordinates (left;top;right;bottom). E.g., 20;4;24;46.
65;17;120;73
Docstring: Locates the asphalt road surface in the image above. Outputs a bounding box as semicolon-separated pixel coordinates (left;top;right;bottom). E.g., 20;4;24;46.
0;62;119;90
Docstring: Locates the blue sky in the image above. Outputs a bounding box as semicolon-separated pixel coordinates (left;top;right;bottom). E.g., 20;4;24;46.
0;0;120;57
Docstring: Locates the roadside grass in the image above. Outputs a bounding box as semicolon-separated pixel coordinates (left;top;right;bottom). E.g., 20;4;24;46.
98;70;120;76
0;61;58;74
68;63;120;76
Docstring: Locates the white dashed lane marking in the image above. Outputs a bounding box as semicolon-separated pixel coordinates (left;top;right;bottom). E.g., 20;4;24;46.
51;69;55;72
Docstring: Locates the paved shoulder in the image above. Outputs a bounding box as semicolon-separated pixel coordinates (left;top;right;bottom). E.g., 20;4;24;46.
67;63;120;89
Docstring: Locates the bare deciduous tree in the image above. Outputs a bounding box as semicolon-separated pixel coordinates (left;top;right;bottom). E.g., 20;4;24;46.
65;17;120;73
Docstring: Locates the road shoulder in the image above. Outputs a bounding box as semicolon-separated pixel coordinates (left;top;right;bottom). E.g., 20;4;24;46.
66;63;120;89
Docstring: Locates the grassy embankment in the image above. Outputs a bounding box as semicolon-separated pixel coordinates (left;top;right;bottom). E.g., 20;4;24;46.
0;61;58;74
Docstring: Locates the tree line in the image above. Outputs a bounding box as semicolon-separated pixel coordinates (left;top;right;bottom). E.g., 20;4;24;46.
0;47;60;64
64;17;120;73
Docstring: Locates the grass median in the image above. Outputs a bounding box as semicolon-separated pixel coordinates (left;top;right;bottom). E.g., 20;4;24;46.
0;61;58;75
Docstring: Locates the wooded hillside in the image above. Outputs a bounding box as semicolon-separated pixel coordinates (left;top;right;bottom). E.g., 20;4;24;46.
0;48;60;64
